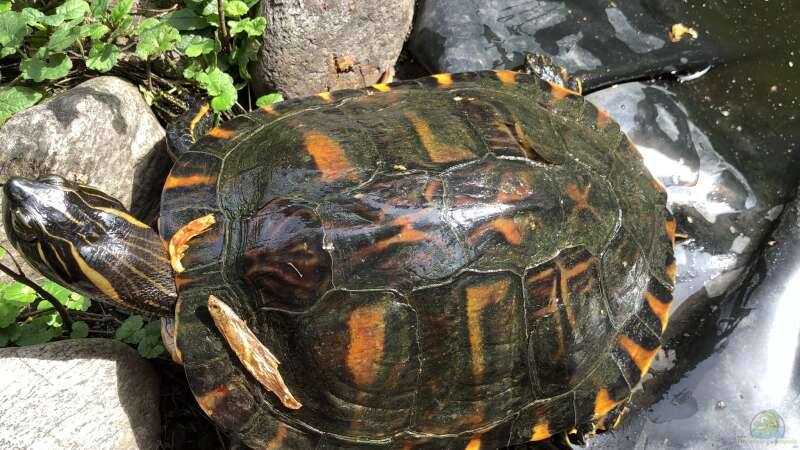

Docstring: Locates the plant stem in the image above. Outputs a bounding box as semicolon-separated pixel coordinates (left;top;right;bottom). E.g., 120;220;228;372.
0;260;73;332
217;0;231;53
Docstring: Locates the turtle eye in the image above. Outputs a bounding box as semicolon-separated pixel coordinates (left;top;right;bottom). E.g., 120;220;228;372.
11;210;37;243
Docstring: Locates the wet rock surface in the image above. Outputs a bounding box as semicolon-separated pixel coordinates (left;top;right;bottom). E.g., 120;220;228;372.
587;187;800;449
409;0;722;88
253;0;415;98
0;338;160;450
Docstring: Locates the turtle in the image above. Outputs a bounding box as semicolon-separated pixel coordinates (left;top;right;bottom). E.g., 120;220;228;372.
2;55;676;449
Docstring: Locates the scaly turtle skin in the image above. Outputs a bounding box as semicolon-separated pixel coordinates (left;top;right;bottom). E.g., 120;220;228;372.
3;64;675;449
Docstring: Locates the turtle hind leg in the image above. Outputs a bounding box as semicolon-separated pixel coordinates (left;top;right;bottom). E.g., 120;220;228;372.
522;53;583;95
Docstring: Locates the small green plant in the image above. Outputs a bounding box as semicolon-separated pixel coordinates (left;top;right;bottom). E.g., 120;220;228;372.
0;248;164;358
114;314;165;358
0;0;277;125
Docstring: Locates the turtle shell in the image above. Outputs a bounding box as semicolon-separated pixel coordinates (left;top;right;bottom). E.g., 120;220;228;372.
159;70;675;449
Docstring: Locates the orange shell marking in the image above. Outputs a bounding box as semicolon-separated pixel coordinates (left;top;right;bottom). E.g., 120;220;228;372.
465;279;511;382
646;291;671;332
207;127;237;139
304;130;357;182
433;73;454;86
593;388;620;417
164;174;216;190
494;70;518;85
617;335;660;378
346;303;386;386
465;438;482;450
531;419;551;440
196;384;229;416
405;111;477;163
168;214;215;273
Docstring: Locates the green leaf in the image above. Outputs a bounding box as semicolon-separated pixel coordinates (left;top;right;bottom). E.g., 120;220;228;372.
115;315;144;340
137;332;164;358
138;85;155;105
135;18;179;59
86;42;118;72
55;0;90;22
182;34;215;57
0;86;43;126
70;321;89;338
0;302;23;328
124;325;145;344
3;283;37;305
108;15;133;39
255;93;283;107
15;317;59;346
0;11;28;53
110;0;133;25
46;20;82;52
0;2;11;13
41;281;71;304
0;247;5;258
0;323;21;347
195;67;236;111
164;9;209;31
80;22;110;39
21;52;73;82
90;0;108;18
228;16;265;37
65;292;90;311
0;323;22;347
223;0;248;17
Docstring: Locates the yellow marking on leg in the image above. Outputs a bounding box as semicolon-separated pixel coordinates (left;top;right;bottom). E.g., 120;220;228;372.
432;73;453;86
531;419;551;441
618;335;660;378
646;291;671;332
317;91;332;102
405;111;476;163
208;296;302;409
346;303;386;386
304;130;358;182
494;70;518;85
371;83;391;92
465;279;511;382
188;104;210;142
168;214;216;273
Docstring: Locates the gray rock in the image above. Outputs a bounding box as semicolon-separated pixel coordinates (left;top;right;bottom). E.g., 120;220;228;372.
0;76;169;281
252;0;414;98
0;338;160;450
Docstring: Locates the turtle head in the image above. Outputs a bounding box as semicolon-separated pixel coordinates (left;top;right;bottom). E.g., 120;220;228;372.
3;175;176;317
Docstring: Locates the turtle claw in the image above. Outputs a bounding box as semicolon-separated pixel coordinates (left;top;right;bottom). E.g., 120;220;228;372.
207;295;302;410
